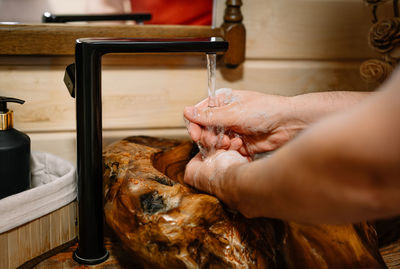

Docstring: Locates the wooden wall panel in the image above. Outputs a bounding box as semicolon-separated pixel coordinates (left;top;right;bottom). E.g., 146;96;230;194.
216;0;393;60
217;59;372;94
0;58;371;135
30;129;189;164
0;56;373;164
0;0;383;163
0;62;207;132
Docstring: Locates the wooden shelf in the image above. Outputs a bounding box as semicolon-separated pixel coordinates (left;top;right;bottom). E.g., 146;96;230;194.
0;24;222;55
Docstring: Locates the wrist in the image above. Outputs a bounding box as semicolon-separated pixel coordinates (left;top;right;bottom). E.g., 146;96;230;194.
288;94;322;125
215;161;246;209
265;95;310;137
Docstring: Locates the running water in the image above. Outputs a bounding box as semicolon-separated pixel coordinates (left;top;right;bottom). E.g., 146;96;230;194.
207;53;217;108
201;53;225;157
187;55;252;160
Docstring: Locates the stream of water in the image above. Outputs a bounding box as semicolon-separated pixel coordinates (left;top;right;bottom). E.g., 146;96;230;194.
200;53;225;157
207;53;217;108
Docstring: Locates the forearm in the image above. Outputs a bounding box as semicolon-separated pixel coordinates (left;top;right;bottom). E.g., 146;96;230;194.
289;91;371;125
219;86;399;224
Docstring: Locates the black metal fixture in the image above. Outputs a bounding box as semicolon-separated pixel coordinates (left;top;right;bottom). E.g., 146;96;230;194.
42;12;151;23
64;37;228;265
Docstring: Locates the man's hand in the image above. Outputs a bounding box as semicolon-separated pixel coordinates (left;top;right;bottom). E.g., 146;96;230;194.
184;89;306;156
184;150;249;203
184;89;370;156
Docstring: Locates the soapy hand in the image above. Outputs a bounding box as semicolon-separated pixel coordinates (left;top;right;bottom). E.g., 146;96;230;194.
184;150;249;197
184;89;306;156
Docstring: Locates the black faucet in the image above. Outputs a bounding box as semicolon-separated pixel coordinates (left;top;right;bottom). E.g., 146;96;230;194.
64;37;228;265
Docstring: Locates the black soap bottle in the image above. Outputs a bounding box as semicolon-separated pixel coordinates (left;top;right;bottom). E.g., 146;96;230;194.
0;97;31;199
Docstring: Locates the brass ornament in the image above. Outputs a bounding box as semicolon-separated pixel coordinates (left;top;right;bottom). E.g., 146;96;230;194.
369;17;400;53
360;59;394;83
361;0;399;84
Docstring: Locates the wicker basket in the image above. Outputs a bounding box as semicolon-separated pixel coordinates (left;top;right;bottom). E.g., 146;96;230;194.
0;152;77;268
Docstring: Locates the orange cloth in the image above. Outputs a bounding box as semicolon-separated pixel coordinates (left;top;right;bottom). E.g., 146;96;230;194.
130;0;212;25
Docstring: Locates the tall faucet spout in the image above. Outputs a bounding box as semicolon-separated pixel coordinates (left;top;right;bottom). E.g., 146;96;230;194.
69;37;228;265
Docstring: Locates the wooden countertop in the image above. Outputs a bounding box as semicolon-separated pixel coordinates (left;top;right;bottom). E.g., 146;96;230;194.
27;229;400;269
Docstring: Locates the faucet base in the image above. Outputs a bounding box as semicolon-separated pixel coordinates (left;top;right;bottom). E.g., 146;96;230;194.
73;249;109;265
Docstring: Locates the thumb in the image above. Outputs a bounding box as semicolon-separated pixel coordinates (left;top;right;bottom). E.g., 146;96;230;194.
184;153;203;187
184;106;233;127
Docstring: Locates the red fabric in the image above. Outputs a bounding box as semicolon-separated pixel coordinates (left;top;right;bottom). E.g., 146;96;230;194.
130;0;212;25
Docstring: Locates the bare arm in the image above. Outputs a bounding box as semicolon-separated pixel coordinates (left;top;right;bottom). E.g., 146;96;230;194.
185;68;400;224
184;90;370;155
289;91;371;124
216;70;400;224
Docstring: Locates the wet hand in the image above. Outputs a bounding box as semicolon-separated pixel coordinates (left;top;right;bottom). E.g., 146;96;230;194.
184;150;249;196
184;89;306;156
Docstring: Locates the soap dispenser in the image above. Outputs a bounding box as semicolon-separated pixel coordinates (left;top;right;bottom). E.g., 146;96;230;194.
0;97;31;199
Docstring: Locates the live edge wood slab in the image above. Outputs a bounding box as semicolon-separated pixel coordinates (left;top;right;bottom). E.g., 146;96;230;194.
102;136;387;268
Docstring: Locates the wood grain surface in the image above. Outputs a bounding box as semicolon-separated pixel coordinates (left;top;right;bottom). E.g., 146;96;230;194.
1;0;398;266
0;202;77;269
0;57;371;133
101;136;387;268
0;24;221;55
33;228;141;269
31;137;400;268
216;0;394;60
382;243;400;269
32;237;400;269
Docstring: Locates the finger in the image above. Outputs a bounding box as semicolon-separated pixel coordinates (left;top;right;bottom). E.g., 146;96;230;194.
238;141;265;157
199;128;219;149
199;128;230;150
238;142;256;156
228;137;243;151
187;122;202;142
238;146;249;156
236;147;252;162
219;135;231;149
184;105;236;127
183;106;198;122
